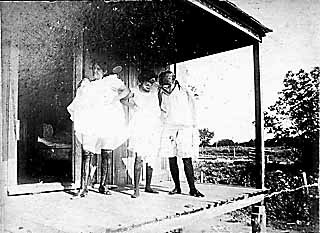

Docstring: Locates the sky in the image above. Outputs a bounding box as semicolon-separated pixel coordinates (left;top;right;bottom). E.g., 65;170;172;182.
176;0;320;143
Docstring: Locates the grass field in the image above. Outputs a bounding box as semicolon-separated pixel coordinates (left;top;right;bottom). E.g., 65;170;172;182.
194;146;319;232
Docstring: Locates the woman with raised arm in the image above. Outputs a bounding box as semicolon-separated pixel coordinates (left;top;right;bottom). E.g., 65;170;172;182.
67;64;130;197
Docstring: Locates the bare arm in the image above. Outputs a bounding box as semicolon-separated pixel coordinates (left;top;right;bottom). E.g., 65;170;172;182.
120;91;137;109
116;84;131;101
186;89;198;128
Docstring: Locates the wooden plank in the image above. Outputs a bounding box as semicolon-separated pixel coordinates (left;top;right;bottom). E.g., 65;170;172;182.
112;63;139;185
7;183;78;196
1;4;10;166
72;30;84;188
4;182;264;232
125;194;265;233
7;27;19;189
0;8;2;162
2;37;10;192
253;43;265;190
0;9;6;233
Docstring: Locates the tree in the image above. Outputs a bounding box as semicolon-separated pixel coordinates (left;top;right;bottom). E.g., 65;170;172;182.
217;139;235;147
264;67;319;173
199;128;214;147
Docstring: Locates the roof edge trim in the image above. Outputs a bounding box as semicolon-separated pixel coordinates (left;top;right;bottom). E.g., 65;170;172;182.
187;0;262;42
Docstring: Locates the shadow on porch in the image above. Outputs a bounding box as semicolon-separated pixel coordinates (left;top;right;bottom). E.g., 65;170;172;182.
5;181;265;233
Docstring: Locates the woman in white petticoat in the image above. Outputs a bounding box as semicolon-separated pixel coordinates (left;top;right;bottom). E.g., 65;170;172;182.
124;69;162;198
67;63;130;197
158;70;204;197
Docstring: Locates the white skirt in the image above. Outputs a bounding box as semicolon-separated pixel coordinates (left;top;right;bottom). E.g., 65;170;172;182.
127;112;161;166
72;102;128;151
158;126;200;159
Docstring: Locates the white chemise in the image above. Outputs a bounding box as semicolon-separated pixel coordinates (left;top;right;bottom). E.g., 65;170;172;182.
159;85;200;159
127;87;162;165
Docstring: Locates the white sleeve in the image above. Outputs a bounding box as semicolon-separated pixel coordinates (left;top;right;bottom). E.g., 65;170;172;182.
108;74;125;90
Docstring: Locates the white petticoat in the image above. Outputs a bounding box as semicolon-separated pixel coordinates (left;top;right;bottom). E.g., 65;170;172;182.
128;112;161;166
158;126;200;159
127;88;162;167
67;76;128;153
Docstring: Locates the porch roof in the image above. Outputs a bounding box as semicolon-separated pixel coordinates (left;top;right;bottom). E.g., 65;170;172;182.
84;0;272;67
5;181;266;233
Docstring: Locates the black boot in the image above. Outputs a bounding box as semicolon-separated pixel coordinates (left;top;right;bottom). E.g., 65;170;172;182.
183;158;204;197
131;155;143;198
99;149;112;195
168;157;181;195
77;150;92;198
145;163;159;193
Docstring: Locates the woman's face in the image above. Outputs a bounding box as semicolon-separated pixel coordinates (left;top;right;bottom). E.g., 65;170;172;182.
140;78;156;92
92;64;104;80
161;73;175;92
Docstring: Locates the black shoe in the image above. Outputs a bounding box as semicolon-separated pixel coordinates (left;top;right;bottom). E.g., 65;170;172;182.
145;187;159;194
131;190;140;198
77;188;88;198
190;189;204;197
98;186;112;195
169;187;181;195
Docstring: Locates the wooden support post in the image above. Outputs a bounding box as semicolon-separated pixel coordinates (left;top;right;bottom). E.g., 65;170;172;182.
200;170;204;183
301;171;309;195
253;43;265;190
7;29;19;189
72;29;84;188
0;9;5;233
251;205;266;233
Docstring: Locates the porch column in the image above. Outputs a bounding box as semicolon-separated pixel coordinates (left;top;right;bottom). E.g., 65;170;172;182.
252;42;266;233
253;42;265;190
0;9;5;233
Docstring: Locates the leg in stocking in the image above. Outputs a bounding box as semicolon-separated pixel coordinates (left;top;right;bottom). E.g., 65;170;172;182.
145;163;159;193
78;150;92;197
99;149;112;195
131;154;143;198
168;157;181;195
183;158;204;197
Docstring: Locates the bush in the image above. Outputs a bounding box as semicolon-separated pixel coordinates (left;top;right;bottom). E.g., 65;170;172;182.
194;153;319;230
194;160;256;187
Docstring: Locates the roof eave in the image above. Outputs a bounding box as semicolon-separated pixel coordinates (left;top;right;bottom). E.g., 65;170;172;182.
186;0;272;42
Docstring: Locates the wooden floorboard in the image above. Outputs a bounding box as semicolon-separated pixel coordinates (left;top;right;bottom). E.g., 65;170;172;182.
4;182;266;233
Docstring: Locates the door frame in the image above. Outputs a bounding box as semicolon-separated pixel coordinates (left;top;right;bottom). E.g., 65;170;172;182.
3;11;83;195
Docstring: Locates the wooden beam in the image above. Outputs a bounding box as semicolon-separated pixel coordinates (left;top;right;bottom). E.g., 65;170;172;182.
253;43;265;189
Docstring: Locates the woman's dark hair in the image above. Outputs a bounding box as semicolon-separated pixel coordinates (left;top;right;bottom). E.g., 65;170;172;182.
158;70;175;85
138;69;157;83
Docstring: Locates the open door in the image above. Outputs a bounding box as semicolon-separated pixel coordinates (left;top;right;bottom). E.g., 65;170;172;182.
4;10;83;195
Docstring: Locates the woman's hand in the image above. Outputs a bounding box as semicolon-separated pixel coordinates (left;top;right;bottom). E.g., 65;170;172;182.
120;94;139;111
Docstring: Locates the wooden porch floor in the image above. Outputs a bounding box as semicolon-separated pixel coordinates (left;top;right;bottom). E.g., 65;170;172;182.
4;181;265;233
